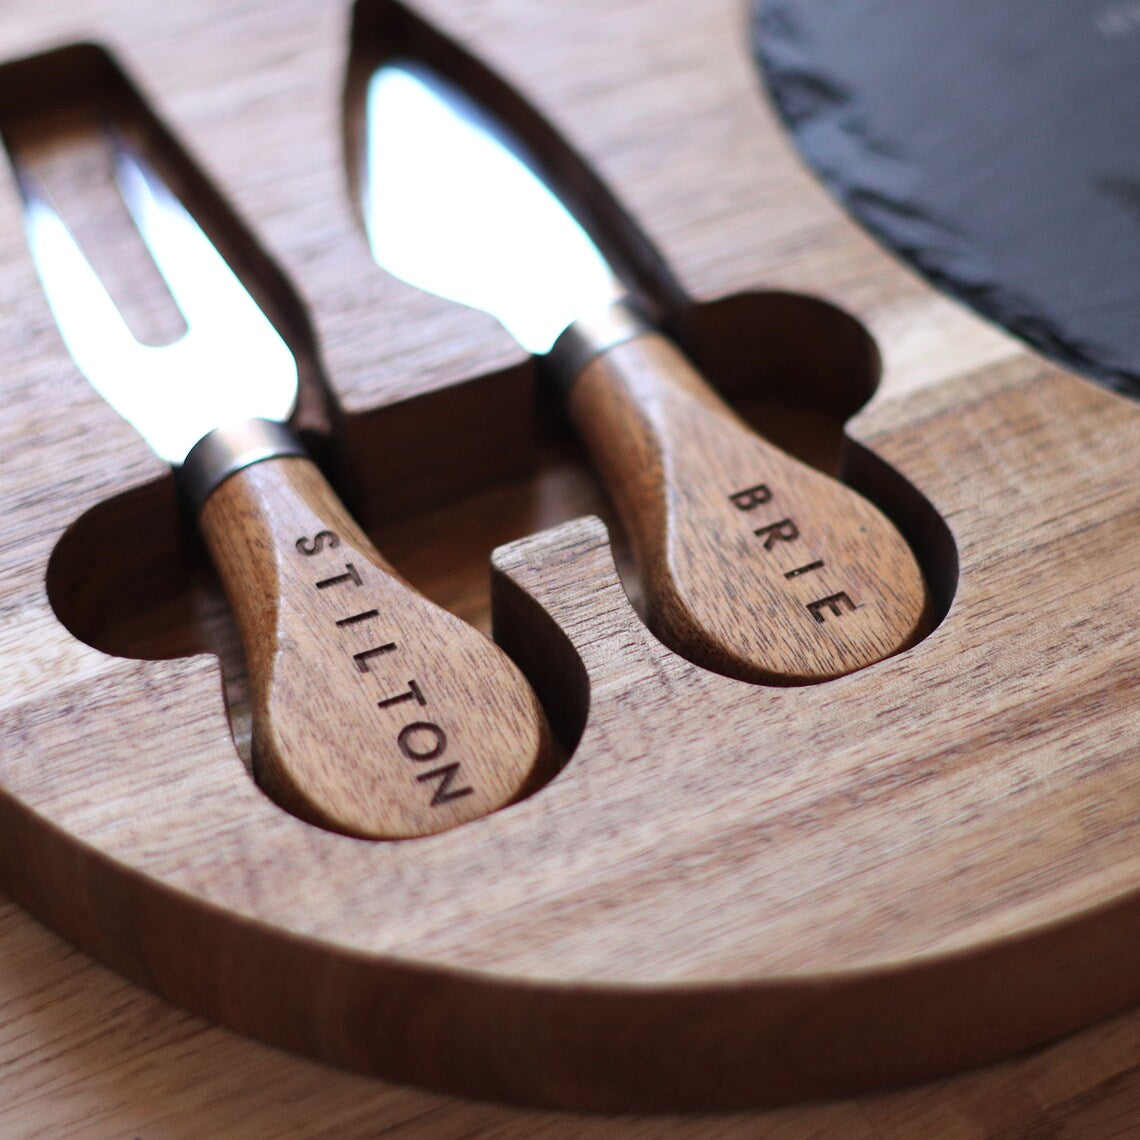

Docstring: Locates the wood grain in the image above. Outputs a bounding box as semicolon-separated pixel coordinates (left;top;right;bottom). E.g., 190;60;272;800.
0;0;1135;1127
198;454;553;838
567;330;930;682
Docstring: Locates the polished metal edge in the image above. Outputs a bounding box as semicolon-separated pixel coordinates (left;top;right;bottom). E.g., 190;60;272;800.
540;298;652;402
178;418;305;514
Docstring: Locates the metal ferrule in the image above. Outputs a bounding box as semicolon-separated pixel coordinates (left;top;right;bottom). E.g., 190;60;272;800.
178;418;306;514
540;298;652;404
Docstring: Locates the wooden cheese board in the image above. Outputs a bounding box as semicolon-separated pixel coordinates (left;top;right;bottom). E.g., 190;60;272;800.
0;0;1136;1121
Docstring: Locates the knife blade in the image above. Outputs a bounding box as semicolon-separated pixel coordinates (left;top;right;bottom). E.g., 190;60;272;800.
8;126;551;839
364;61;931;684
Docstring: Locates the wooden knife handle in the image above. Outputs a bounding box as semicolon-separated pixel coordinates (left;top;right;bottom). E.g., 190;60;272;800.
565;331;930;683
197;455;552;839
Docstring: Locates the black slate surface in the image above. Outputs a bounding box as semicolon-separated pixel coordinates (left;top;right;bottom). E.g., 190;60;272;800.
754;1;1140;397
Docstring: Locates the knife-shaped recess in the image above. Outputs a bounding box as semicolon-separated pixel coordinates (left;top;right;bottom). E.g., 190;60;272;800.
8;130;552;839
363;61;931;684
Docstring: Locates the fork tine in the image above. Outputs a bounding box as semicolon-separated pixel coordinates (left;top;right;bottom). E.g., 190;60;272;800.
14;162;147;389
109;131;268;337
10;129;296;464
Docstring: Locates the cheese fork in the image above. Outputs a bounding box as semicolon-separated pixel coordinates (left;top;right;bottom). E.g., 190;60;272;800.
10;131;551;839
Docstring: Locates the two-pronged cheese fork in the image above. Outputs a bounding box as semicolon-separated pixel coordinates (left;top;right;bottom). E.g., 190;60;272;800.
11;130;550;839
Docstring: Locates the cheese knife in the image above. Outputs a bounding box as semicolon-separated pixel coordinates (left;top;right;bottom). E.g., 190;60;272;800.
364;61;930;684
9;130;551;839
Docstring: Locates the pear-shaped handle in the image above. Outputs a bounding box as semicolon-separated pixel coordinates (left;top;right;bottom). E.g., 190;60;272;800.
197;455;552;838
565;332;929;683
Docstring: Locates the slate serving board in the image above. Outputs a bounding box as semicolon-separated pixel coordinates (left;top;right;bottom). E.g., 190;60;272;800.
756;0;1140;396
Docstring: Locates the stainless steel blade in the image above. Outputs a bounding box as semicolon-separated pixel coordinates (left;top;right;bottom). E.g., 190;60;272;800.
364;62;623;355
15;137;296;465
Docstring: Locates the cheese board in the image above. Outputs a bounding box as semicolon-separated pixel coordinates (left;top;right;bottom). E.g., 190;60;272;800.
0;0;1136;1119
